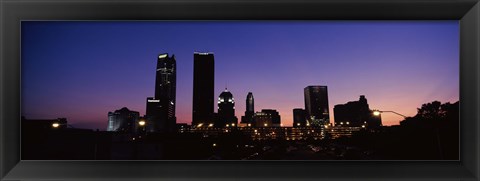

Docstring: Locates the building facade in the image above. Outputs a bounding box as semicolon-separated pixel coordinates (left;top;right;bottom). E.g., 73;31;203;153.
217;88;238;127
293;108;307;127
145;53;177;133
304;86;330;127
241;92;255;125
253;109;281;127
107;107;140;133
192;52;215;127
333;95;382;128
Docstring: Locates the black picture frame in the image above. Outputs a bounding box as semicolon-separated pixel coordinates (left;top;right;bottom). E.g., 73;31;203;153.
1;0;479;180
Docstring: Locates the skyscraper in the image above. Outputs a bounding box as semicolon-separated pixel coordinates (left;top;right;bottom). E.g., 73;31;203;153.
241;92;255;124
304;86;329;126
217;88;238;127
192;52;215;127
145;53;176;133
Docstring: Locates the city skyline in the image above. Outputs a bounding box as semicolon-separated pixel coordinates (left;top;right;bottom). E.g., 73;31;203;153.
21;21;459;130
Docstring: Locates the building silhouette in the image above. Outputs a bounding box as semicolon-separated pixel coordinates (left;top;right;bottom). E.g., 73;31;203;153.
253;109;281;127
107;107;140;133
333;95;382;128
241;92;255;125
217;88;238;127
293;108;307;127
192;52;215;127
304;86;330;126
145;53;176;132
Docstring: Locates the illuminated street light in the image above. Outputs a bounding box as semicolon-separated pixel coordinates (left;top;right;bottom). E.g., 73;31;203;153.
231;123;235;127
138;120;146;126
197;123;203;128
212;143;217;147
248;123;251;127
297;123;301;126
52;123;60;128
373;110;407;118
264;123;268;127
208;123;214;127
52;122;74;129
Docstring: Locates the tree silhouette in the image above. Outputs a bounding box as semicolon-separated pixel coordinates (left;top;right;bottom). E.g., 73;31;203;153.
417;101;446;121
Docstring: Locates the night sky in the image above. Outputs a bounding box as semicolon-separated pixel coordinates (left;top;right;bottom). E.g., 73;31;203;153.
21;21;459;130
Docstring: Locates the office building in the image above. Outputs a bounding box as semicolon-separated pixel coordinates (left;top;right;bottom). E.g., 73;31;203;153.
304;86;330;126
241;92;255;124
107;107;140;133
293;108;307;127
192;52;215;127
333;95;382;128
217;88;238;127
253;109;281;127
145;53;177;132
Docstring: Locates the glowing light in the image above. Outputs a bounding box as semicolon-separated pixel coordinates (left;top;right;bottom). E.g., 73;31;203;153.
231;123;235;126
138;120;146;126
197;123;203;128
212;143;217;147
297;123;301;126
195;52;212;55
158;54;168;58
52;123;60;128
264;123;268;127
248;123;251;127
362;125;366;128
147;99;160;103
208;123;214;127
373;111;381;116
306;123;310;126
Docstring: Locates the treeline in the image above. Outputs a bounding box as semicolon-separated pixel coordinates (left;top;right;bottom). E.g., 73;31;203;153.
338;101;459;160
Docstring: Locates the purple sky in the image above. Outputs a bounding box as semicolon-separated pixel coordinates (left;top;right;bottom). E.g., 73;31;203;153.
21;21;459;130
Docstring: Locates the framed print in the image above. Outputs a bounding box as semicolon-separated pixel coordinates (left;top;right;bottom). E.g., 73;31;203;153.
1;0;479;180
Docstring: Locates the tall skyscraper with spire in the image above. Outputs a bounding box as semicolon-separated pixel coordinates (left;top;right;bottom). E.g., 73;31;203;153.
241;92;255;124
145;53;176;132
192;52;215;127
